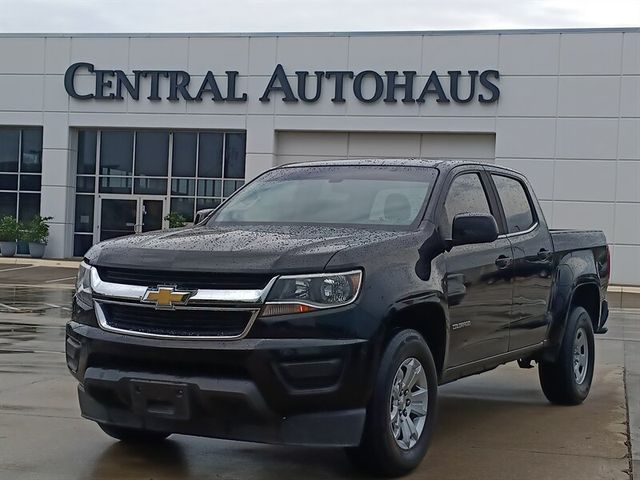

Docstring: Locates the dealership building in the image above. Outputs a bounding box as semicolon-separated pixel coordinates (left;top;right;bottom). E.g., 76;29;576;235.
0;28;638;283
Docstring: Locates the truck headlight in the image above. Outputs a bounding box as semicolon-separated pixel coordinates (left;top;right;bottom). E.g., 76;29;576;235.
261;270;362;316
75;261;93;309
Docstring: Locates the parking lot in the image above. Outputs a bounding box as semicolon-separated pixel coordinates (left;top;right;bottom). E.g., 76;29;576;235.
0;263;637;479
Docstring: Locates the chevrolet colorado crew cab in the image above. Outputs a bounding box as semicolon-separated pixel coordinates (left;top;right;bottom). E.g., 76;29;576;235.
67;159;610;476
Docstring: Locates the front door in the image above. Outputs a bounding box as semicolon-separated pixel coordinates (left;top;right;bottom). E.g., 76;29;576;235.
440;171;513;367
96;196;167;242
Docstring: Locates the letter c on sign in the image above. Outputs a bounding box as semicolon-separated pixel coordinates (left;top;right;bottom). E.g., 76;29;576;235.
64;62;95;99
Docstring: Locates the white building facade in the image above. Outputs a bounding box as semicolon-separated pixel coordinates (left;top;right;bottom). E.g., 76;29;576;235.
0;29;638;283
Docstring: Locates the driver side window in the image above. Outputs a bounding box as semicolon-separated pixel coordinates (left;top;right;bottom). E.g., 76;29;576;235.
441;173;492;239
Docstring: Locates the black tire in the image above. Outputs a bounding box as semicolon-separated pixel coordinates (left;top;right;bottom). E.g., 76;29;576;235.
345;329;438;477
98;423;171;443
539;306;595;405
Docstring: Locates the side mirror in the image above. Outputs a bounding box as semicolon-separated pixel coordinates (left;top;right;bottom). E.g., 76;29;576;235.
450;213;499;248
194;208;216;224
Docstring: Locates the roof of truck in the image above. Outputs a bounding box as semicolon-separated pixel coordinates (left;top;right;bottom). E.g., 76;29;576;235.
282;158;494;170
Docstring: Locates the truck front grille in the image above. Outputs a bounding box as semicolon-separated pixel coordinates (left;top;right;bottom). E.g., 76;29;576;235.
95;266;272;290
96;302;257;339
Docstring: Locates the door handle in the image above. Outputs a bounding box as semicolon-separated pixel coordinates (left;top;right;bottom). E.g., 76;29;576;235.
495;255;511;269
537;249;552;261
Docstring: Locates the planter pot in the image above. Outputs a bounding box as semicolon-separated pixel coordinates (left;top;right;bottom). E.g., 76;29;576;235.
28;242;46;258
0;241;16;257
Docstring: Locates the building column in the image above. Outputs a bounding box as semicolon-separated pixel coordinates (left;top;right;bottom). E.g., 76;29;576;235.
40;113;74;258
245;115;276;180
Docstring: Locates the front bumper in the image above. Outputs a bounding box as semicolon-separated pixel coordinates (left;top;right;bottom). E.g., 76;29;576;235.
77;370;365;447
66;320;376;447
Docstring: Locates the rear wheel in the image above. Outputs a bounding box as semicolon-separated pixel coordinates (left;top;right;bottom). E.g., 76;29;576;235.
98;423;171;443
539;306;595;405
346;329;438;477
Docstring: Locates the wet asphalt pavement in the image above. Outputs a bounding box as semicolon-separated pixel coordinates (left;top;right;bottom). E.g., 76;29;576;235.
0;263;75;314
0;265;637;480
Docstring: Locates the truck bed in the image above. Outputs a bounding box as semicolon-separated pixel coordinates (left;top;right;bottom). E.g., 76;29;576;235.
549;229;607;253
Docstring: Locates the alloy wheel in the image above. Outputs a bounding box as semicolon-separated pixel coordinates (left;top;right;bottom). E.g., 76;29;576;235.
389;357;428;450
573;327;589;385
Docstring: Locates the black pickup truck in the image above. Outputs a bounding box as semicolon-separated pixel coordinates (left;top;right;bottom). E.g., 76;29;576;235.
67;160;610;476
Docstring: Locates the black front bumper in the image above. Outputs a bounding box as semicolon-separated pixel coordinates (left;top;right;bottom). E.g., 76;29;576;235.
66;321;376;447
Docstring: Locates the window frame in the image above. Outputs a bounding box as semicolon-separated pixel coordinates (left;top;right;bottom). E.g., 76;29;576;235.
72;128;248;256
436;167;505;239
0;127;42;221
487;172;539;237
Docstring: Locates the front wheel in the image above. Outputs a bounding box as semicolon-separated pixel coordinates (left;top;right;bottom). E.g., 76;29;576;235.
346;329;438;477
539;306;595;405
98;423;171;443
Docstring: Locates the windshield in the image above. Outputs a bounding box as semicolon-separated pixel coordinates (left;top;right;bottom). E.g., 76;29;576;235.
209;165;438;228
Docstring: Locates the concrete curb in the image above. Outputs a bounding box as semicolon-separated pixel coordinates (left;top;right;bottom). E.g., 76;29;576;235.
624;337;639;479
608;287;640;310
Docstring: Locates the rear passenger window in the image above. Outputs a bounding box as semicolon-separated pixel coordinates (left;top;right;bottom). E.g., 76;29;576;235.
492;175;535;233
442;173;492;238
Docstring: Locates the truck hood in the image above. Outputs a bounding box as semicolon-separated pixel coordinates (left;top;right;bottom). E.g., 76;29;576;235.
85;224;406;273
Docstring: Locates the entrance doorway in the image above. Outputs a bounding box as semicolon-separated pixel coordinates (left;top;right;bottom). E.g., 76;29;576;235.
96;195;167;242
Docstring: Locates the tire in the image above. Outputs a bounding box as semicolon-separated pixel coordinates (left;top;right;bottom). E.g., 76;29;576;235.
346;329;438;477
539;306;595;405
98;423;171;443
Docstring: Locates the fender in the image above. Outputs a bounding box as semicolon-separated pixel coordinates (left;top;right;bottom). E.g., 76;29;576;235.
541;250;601;362
382;290;450;381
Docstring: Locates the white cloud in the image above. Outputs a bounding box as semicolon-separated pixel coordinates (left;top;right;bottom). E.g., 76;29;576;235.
0;0;637;32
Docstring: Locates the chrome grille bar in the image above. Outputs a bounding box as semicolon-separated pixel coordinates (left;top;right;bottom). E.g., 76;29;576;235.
90;267;277;305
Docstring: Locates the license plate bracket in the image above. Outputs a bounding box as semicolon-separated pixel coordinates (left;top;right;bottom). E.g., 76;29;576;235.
129;379;191;420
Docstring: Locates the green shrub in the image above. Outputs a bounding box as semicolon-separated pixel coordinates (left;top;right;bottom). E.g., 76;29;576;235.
23;215;53;244
164;212;187;228
0;216;20;242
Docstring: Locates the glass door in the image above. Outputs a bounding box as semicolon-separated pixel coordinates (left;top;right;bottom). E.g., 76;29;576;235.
96;195;167;242
99;197;137;241
138;198;167;233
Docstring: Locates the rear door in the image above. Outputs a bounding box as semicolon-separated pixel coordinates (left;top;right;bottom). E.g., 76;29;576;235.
487;171;554;350
440;168;513;367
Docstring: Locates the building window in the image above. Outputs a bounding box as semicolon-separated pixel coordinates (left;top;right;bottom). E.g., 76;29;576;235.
135;131;169;177
73;129;247;257
170;131;245;223
0;127;42;222
99;131;133;177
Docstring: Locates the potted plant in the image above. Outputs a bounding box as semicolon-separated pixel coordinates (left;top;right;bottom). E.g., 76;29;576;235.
0;215;20;257
23;215;53;258
164;212;187;229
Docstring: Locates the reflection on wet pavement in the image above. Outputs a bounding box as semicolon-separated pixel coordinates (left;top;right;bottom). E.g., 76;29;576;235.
0;265;77;286
0;286;74;313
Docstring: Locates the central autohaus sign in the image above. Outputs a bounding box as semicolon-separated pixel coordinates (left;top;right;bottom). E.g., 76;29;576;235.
64;62;500;104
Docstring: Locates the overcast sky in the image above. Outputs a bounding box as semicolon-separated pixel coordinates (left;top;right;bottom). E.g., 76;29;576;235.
0;0;638;33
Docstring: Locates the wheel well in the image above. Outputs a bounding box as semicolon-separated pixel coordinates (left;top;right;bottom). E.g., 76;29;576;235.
389;303;447;378
571;283;600;330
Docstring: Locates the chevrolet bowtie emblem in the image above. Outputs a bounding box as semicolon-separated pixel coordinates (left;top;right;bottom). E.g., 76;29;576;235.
141;286;193;309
